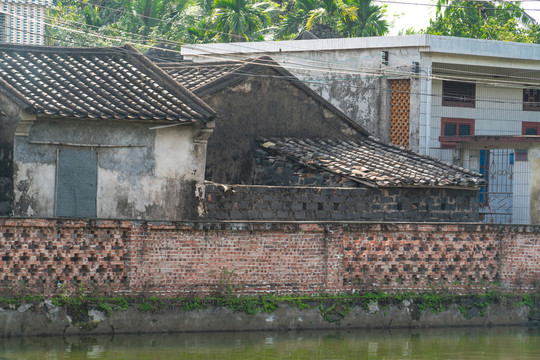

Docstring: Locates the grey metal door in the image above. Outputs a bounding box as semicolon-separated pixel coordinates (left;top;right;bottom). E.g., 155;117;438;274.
56;148;97;218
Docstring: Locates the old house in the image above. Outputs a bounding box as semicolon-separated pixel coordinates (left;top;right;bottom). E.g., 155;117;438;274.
0;44;216;220
160;57;484;222
160;57;367;185
205;137;483;222
182;36;540;224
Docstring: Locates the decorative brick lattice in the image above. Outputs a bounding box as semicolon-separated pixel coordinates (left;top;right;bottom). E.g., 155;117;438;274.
0;220;129;295
0;219;539;297
342;230;498;292
389;79;410;148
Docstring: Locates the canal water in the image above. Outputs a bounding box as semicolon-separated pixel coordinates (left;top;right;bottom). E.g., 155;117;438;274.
1;326;539;359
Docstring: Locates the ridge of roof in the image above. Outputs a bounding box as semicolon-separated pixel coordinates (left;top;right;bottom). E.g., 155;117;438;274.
159;60;244;68
160;56;369;136
0;43;216;123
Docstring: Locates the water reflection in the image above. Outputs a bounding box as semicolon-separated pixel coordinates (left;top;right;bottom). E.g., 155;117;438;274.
1;326;539;359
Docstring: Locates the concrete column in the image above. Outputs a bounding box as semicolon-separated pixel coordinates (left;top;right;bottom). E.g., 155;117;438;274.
529;147;540;224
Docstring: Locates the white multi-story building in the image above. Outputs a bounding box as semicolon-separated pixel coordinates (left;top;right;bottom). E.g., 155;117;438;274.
181;35;540;224
0;0;51;44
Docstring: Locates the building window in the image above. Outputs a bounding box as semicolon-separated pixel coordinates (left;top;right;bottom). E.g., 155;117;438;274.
442;81;476;108
522;121;540;135
523;89;540;111
440;117;475;148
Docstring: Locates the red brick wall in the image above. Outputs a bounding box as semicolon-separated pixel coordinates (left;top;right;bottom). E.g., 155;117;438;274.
0;219;538;296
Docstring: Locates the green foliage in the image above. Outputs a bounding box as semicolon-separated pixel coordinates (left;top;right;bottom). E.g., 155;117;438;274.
0;298;21;308
338;0;388;37
425;1;540;44
48;0;389;48
284;295;311;310
515;293;537;308
138;302;157;311
179;298;201;311
23;295;44;303
277;0;387;39
4;291;534;322
98;301;113;314
261;295;278;313
398;27;422;36
212;269;245;297
415;292;450;313
95;297;129;316
212;0;278;42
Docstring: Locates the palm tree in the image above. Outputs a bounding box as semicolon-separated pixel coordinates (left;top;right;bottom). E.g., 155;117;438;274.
277;0;386;39
305;0;356;31
212;0;277;42
276;0;319;38
338;0;388;37
185;17;216;43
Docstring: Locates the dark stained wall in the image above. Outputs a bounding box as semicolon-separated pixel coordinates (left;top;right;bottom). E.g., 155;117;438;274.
201;67;362;185
0;93;24;215
205;184;480;222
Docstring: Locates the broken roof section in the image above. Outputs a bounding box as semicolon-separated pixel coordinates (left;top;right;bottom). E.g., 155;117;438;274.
159;56;369;135
0;44;216;123
261;137;485;188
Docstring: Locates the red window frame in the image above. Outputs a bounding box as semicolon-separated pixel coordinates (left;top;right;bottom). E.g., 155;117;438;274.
523;89;540;111
522;122;540;135
442;81;476;108
440;117;475;148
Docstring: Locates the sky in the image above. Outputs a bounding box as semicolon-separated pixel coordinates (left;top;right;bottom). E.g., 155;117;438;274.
383;0;540;35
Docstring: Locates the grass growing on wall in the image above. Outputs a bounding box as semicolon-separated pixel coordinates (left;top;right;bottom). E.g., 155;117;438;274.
0;291;537;323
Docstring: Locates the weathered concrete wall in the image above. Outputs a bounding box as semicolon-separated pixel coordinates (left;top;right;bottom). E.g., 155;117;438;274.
12;119;207;220
0;300;533;337
201;67;362;185
199;48;422;146
205;184;480;222
0;219;539;297
0;93;23;215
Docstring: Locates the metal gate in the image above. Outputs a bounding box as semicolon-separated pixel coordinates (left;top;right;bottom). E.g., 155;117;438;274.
479;149;514;224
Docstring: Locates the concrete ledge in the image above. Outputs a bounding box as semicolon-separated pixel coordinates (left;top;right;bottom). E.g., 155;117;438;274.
0;299;536;338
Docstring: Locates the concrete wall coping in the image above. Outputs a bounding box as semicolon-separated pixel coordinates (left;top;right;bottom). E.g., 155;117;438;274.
1;217;539;231
181;35;540;62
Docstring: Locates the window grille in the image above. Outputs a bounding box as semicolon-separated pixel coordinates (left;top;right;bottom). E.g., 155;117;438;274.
389;79;410;148
442;81;476;108
523;89;540;111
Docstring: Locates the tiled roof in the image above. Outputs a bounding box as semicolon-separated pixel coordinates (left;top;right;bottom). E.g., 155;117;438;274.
0;44;216;122
159;57;368;135
260;137;485;188
159;61;243;92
